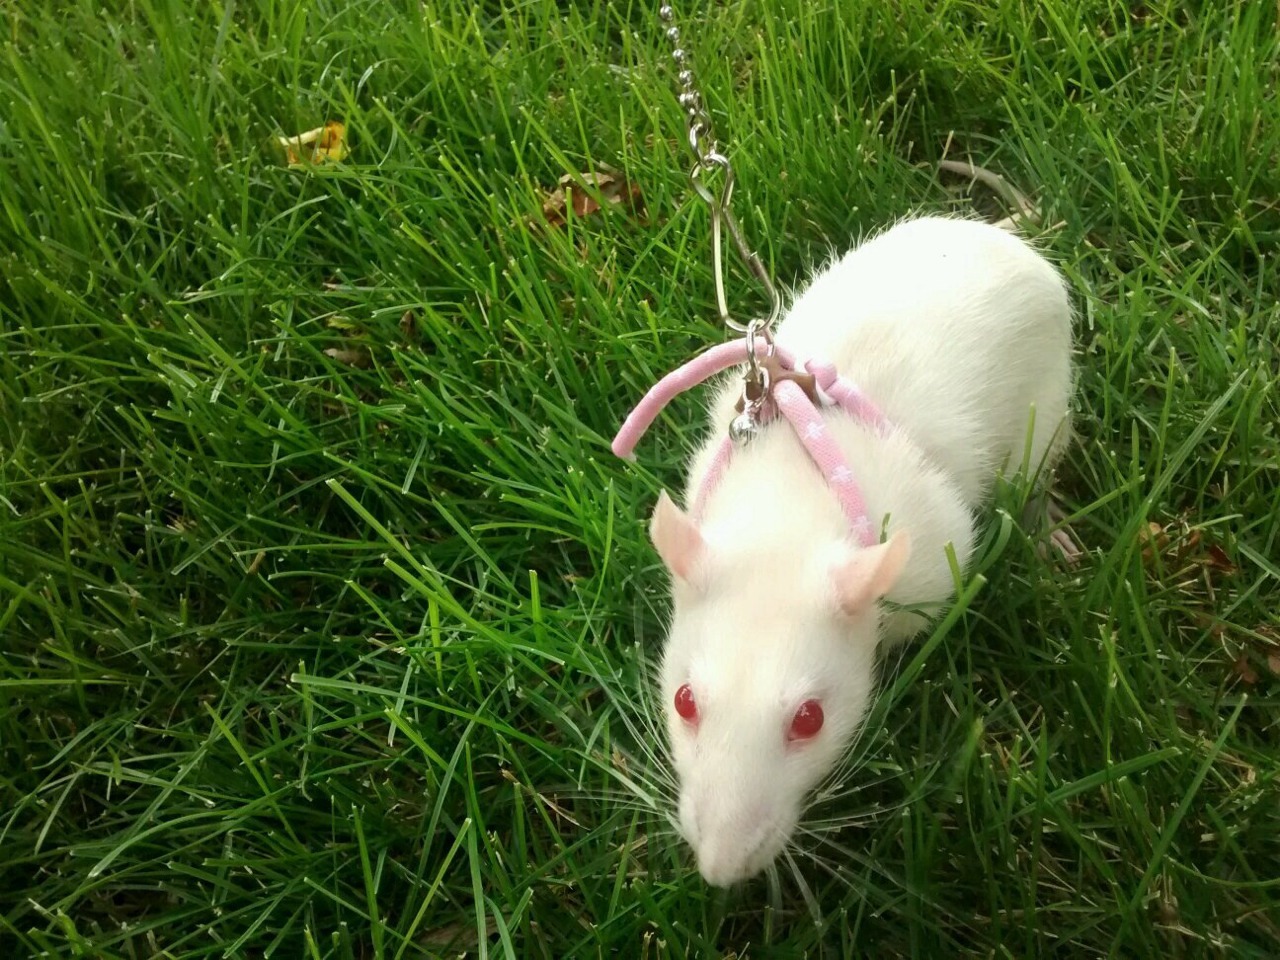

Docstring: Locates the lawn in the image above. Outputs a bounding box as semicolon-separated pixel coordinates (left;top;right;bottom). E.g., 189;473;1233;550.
2;0;1278;956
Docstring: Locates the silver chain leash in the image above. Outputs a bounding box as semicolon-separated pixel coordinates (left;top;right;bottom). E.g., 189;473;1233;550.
659;4;782;442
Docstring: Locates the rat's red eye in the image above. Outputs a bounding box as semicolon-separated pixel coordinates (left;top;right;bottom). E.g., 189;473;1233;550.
788;700;824;741
674;683;698;722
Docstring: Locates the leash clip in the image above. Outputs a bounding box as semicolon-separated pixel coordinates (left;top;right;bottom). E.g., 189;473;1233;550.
729;363;770;445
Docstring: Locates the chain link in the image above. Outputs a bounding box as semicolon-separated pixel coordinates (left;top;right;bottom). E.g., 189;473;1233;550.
658;4;781;395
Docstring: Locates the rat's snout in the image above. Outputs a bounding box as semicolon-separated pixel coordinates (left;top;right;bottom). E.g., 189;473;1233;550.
695;829;771;887
681;790;785;887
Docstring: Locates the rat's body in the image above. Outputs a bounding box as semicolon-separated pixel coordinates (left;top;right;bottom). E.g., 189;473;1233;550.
648;216;1073;887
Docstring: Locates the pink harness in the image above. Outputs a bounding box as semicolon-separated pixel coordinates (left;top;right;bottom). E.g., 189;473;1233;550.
611;339;890;548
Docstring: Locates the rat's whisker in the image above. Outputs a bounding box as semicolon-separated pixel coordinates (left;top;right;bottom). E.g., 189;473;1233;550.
810;764;909;805
787;837;844;884
763;860;785;914
574;648;680;801
781;847;824;925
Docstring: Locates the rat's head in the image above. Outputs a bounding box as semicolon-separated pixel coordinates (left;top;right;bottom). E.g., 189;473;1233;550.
649;491;910;887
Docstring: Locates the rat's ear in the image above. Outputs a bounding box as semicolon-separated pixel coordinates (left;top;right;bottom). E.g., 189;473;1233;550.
650;490;705;584
832;530;911;616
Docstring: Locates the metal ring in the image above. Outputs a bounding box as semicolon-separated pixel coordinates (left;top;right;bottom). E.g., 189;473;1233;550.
689;153;733;210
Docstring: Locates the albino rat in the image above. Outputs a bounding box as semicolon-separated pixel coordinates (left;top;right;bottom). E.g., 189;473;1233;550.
648;215;1073;887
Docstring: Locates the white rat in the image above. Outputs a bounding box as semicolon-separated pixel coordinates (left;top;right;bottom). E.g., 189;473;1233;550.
648;215;1073;887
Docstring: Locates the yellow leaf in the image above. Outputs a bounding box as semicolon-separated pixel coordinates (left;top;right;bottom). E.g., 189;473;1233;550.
323;347;370;368
278;120;348;165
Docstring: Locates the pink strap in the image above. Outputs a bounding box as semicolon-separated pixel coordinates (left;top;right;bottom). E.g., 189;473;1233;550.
613;338;887;548
611;340;795;461
803;359;890;433
691;436;735;521
772;380;876;545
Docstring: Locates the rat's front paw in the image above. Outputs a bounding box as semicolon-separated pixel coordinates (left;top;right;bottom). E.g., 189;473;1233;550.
1024;492;1082;566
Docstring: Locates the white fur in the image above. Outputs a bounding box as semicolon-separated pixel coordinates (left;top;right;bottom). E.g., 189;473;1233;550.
652;216;1074;887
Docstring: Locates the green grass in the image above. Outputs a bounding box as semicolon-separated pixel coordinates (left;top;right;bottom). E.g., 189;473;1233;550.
2;0;1278;955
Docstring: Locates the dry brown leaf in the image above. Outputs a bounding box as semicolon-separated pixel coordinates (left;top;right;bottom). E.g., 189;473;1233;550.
324;347;370;368
1267;652;1280;678
1232;652;1259;686
1138;521;1168;564
421;916;499;950
1252;624;1280;677
540;169;643;227
278;120;348;165
1137;518;1237;582
1205;544;1237;574
1200;615;1226;641
936;159;1040;231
